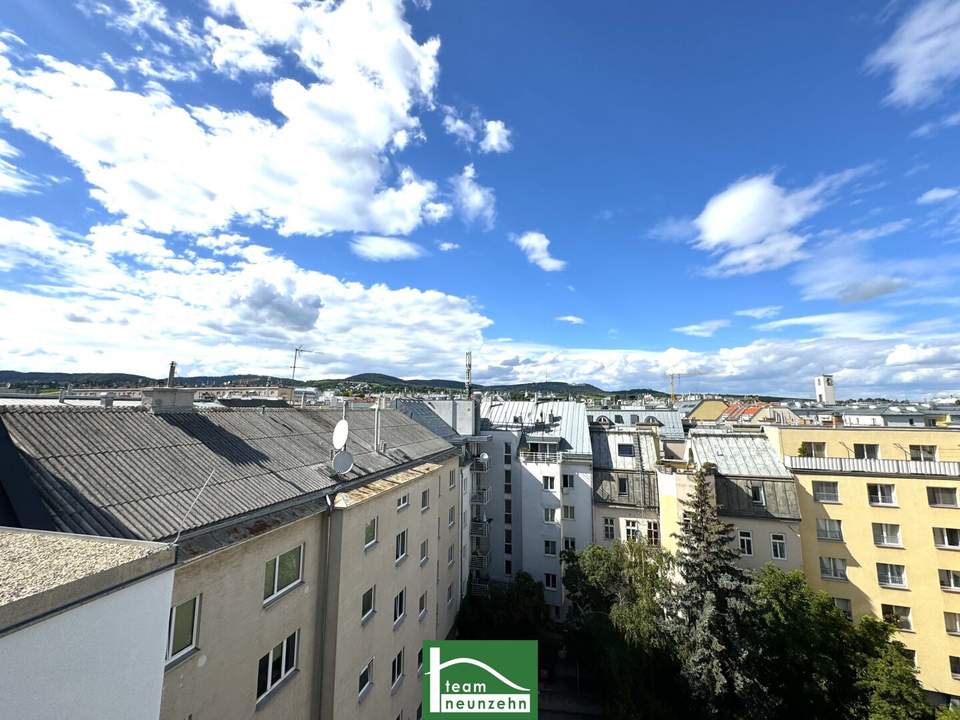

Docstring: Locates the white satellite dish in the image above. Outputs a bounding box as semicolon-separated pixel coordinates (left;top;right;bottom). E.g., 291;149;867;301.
333;450;354;475
332;419;349;451
479;452;489;462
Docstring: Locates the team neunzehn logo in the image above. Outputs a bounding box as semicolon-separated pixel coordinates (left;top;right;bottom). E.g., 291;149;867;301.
423;640;537;719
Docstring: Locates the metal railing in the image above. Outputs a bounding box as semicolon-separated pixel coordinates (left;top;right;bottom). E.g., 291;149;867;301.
469;554;489;570
471;458;489;473
471;579;490;596
785;455;960;477
470;488;489;505
470;521;489;537
519;451;559;464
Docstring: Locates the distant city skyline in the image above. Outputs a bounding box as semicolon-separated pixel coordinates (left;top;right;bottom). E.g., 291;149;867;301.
1;1;960;397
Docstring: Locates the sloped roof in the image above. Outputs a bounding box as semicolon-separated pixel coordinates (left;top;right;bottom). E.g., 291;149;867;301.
608;407;686;441
0;406;454;541
480;400;590;454
590;429;658;472
689;429;792;478
394;399;462;444
714;476;801;521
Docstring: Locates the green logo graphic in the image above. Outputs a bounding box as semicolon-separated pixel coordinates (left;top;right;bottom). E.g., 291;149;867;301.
423;640;538;719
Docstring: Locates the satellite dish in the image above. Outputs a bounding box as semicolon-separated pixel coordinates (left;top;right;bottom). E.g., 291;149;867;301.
333;450;354;475
479;452;489;462
333;419;349;451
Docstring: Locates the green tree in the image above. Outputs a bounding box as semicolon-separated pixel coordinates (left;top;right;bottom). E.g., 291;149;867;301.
855;617;933;720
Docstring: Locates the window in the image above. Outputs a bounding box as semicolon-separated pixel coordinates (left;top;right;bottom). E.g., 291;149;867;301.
816;518;843;541
447;544;454;567
820;556;847;580
504;529;512;555
395;530;407;562
397;493;409;511
417;704;422;720
448;506;455;528
542;476;555;491
361;586;375;623
877;563;907;588
544;508;557;523
614;415;624;424
801;441;826;458
910;445;937;462
418;590;427;619
166;596;199;662
881;604;912;631
393;588;406;625
853;443;879;460
934;527;960;549
419;539;429;565
503;441;512;465
264;545;303;602
952;656;960;680
617;475;629;497
504;469;512;495
545;573;558;590
391;648;404;688
834;597;853;620
563;505;575;520
617;444;634;457
421;489;430;511
562;474;575;490
872;523;902;547
257;630;298;701
418;647;424;673
647;521;660;546
738;530;753;556
946;612;960;635
505;559;513;575
771;533;786;560
447;583;453;604
812;481;840;503
867;483;896;506
750;485;765;506
544;540;557;556
364;517;379;548
928;487;958;507
449;470;456;490
625;519;640;541
564;537;577;551
940;569;960;591
358;659;373;699
504;499;512;525
603;517;615;540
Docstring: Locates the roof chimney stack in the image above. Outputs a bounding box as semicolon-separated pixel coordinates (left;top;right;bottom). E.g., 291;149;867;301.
167;361;177;388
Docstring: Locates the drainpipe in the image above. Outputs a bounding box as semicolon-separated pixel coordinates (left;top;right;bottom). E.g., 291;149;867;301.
314;493;336;719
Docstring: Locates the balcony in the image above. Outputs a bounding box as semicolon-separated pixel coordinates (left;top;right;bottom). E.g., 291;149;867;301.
471;579;490;596
470;520;490;537
471;458;489;473
470;488;490;505
785;455;960;477
519;451;560;464
469;553;489;570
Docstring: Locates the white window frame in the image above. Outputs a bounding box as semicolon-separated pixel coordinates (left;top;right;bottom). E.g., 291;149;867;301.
881;603;912;631
819;556;847;580
749;485;765;506
867;483;897;507
544;572;558;590
934;527;960;550
447;583;453;605
928;486;958;508
449;470;456;490
542;476;555;491
562;504;575;521
263;544;304;603
940;568;960;591
647;520;660;546
447;543;454;567
361;586;376;624
738;530;753;556
816;518;843;541
952;656;960;680
419;591;427;620
358;659;373;701
910;444;937;462
364;516;379;549
872;523;902;547
395;529;408;564
393;588;406;627
603;516;615;540
396;493;410;511
946;612;960;635
544;540;557;556
257;629;299;702
564;537;576;551
812;481;840;504
166;595;200;663
448;505;455;528
421;488;430;512
544;508;557;523
391;648;405;689
419;539;429;566
853;443;879;460
562;474;575;489
833;597;853;620
876;562;907;589
625;519;640;541
770;532;786;560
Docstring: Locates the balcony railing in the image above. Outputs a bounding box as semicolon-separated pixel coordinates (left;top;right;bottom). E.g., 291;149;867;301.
471;458;489;473
519;451;559;464
470;488;489;505
785;455;960;477
470;521;490;537
469;554;489;570
471;579;490;596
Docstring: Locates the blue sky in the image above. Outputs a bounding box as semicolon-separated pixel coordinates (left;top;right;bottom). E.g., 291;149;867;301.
0;0;959;397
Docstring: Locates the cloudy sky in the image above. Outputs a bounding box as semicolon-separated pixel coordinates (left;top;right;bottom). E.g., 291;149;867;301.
1;0;959;398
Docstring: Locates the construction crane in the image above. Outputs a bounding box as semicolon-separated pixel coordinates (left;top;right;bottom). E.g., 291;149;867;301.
668;373;679;406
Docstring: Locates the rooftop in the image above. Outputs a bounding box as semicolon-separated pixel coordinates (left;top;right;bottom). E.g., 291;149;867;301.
480;400;591;455
689;429;792;479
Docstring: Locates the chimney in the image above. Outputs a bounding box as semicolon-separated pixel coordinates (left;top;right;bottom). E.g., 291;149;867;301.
141;386;195;414
58;388;66;404
167;361;177;388
99;394;114;408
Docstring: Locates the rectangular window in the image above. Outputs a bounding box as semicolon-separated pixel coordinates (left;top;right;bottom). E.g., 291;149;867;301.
928;487;958;507
257;630;298;701
867;483;896;506
418;648;424;674
812;481;840;503
625;519;640;541
934;527;960;549
504;528;512;555
946;612;960;635
738;530;753;556
419;539;428;565
876;563;907;588
503;441;512;465
504;469;512;495
449;470;456;490
801;441;826;458
167;596;200;662
504;498;512;525
393;588;406;625
816;518;843;541
358;659;373;698
563;505;575;520
647;521;660;546
361;586;375;623
819;556;847;580
505;559;512;575
542;476;555;490
603;517;615;540
421;489;430;511
448;506;456;527
544;540;557;556
447;544;454;566
750;485;765;506
544;573;558;590
364;517;379;548
872;523;902;547
881;604;912;631
447;583;453;604
853;443;879;460
397;493;409;511
391;648;404;688
910;445;937;462
419;591;427;619
544;508;557;523
395;530;407;562
834;597;853;620
771;532;786;560
263;545;303;602
617;444;635;457
952;656;960;680
562;474;575;489
564;537;577;551
617;475;629;497
940;569;960;590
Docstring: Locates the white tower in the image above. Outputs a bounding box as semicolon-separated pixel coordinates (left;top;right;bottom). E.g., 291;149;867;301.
815;374;835;404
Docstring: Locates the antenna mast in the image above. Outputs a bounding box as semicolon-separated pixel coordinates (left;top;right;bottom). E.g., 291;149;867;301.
465;351;472;396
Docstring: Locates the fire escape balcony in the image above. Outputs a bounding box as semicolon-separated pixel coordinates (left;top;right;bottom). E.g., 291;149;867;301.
469;553;489;570
471;458;489;473
470;520;490;537
470;488;489;505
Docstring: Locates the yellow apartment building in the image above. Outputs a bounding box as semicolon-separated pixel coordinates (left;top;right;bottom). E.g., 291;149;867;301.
765;424;960;703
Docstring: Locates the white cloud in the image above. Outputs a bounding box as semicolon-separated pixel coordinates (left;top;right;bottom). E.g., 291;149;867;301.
672;319;729;338
479;119;512;153
912;109;960;138
204;18;279;77
99;52;198;82
867;0;960;107
755;312;894;340
441;107;476;144
350;235;425;261
437;241;459;252
734;306;782;320
510;231;566;272
0;137;35;193
886;342;960;366
918;187;959;204
555;315;585;325
451;164;496;229
0;0;444;237
648;216;696;242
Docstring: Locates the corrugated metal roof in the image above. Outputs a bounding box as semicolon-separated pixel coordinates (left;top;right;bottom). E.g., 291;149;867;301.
714;476;800;521
0;406;454;541
394;399;462;444
480;400;590;455
590;429;658;472
690;429;792;478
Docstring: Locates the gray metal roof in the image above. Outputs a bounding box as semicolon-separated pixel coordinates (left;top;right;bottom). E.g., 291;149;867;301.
590;407;686;441
480;400;591;455
593;471;659;509
394;399;462;444
0;406;454;542
714;476;801;521
590;429;659;472
689;429;792;479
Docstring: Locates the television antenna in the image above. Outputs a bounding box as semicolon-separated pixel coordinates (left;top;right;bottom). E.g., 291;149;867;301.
291;345;323;383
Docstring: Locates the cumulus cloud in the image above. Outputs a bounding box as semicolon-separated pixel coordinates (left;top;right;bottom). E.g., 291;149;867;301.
735;306;782;320
672;319;729;338
350;235;425;261
442;107;476;144
451;164;496;229
479;120;512;153
437;241;459;251
867;0;960;107
0;137;35;193
510;231;566;272
555;315;585;325
918;187;959;204
204;18;279;77
441;106;512;153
